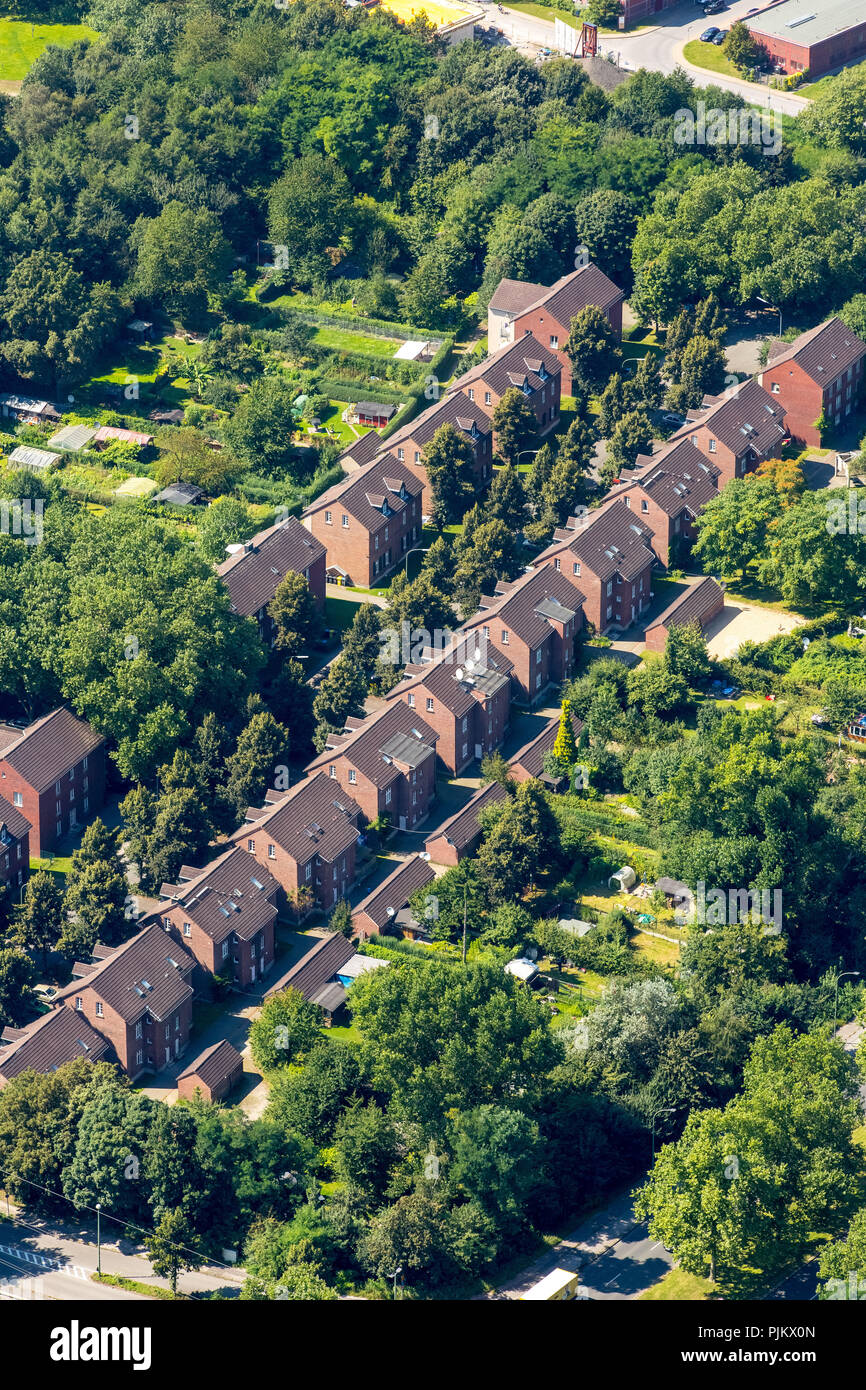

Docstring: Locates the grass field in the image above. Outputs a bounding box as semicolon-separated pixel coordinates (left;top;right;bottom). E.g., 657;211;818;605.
0;18;97;82
312;325;402;357
682;39;740;80
640;1267;715;1300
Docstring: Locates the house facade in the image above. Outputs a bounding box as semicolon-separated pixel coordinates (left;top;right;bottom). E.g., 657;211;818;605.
669;379;787;487
351;854;436;940
488;265;624;394
0;708;106;857
461;567;585;705
452;334;563;443
303;453;424;587
533;499;656;635
424;779;509;867
305;702;439;832
607;440;720;567
644;577;726;654
381;392;495;512
217;516;326;646
0;794;30;897
757;317;866;447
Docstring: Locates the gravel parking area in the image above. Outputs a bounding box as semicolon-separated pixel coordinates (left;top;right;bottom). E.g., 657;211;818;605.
704;600;806;659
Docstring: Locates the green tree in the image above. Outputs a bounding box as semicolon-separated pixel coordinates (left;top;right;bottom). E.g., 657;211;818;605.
454;519;519;613
574;189;637;287
223;378;306;479
486;463;526;533
145;1207;204;1295
723;21;765;71
565;305;623;395
422;424;476;527
268;154;355;289
133;202;232;324
0;948;34;1030
552;698;578;768
313;657;368;750
607;409;653;474
476;778;563;903
664;621;712;685
63;1081;155;1222
693;477;782;582
327;899;354;939
197;499;258;565
492;388;537;466
222;712;290;822
332;1100;398;1204
249;989;322;1071
12;870;64;969
268;571;318;656
63;819;127;951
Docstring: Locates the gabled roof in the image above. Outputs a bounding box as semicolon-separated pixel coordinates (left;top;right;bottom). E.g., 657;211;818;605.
352;855;436;932
0;708;103;793
534;499;655;584
509;709;584;780
263;931;356;1002
92;425;153;447
154;845;280;945
217;516;326;617
609;439;720;519
387;637;513;717
7;445;60;471
306;702;438;789
514;264;623;326
384;389;493;453
463;566;586;649
233;771;361;866
764;317;866;385
0;793;31;843
54;924;196;1026
339;429;386;469
176;1038;243;1087
672;379;786;458
154;482;203;505
488;278;548;315
453;333;562;398
0;1005;110;1083
304;453;423;532
646;576;725;633
425;779;508;856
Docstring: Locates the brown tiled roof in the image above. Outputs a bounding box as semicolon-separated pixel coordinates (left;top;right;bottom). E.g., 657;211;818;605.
609;439;720;519
54;924;195;1025
304;453;423;532
306;703;438;790
0;793;31;843
263;931;355;1002
233;772;361;866
0;708;103;793
425;780;508;857
175;1038;243;1087
387;637;513;717
672;379;787;458
765;317;866;384
339;430;386;468
517;264;623;326
509;709;584;779
385;390;493;453
352;855;435;932
454;333;562;398
463;566;586;649
0;1006;110;1083
646;577;725;633
216;517;325;617
153;845;280;945
488;278;548;315
535;499;655;584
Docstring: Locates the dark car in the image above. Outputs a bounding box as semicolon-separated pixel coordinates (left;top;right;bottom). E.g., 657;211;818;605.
703;0;726;12
712;29;728;43
700;26;720;40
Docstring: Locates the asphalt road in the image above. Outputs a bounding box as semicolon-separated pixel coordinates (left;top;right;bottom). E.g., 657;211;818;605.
579;1222;674;1300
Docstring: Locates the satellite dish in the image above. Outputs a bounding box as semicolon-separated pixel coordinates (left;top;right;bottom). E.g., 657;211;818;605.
473;649;482;663
465;659;476;673
455;667;464;681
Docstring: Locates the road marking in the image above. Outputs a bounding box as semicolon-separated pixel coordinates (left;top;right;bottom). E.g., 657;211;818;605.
0;1242;89;1281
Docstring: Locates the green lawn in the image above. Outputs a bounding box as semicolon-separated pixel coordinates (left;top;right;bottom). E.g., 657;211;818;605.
0;18;98;82
30;855;73;876
682;39;740;80
640;1267;715;1300
312;325;402;357
324;1021;362;1045
506;2;579;26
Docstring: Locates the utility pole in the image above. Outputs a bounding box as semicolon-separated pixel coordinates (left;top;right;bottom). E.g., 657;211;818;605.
96;1203;102;1277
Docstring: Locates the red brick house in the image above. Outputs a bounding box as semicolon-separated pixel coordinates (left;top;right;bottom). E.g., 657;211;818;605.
757;317;866;447
176;1039;243;1103
424;780;509;867
385;635;513;776
606;439;720;567
746;1;866;79
0;1005;110;1088
231;772;362;914
668;379;787;487
351;854;436;940
217;516;326;646
381;392;495;512
53;924;197;1080
150;845;281;990
0;794;30;897
263;931;358;1026
452;335;563;444
461;567;585;705
644;577;726;654
508;708;584;784
0;708;105;857
303;453;424;587
488;266;624;395
534;500;656;635
306;702;439;833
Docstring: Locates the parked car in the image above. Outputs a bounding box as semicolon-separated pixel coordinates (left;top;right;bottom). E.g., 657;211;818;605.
700;26;720;40
712;29;728;43
703;0;726;12
662;412;686;427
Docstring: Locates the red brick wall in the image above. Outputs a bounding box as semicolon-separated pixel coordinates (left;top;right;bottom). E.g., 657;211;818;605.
537;552;652;634
160;907;275;990
305;497;422;587
63;991;193;1080
237;829;357;914
0;744;105;857
513;305;622;396
0;829;29;895
760;356;864;447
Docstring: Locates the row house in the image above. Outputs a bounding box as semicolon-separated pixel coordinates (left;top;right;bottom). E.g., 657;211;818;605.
533;499;656;636
488;264;624;395
452;334;563;443
149;845;282;991
0;794;30;896
263;931;366;1026
461;566;585;705
53;924;197;1081
381;391;495;513
306;701;439;833
351;854;436;940
757;317;866;447
508;707;584;785
0;708;105;856
217;516;326;646
385;636;513;777
606;439;720;567
303;453;424;588
424;780;509;867
231;772;362;914
669;378;788;487
644;576;726;655
0;1005;110;1088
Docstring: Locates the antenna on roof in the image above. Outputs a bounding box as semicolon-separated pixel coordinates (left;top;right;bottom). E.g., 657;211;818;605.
455;668;464;681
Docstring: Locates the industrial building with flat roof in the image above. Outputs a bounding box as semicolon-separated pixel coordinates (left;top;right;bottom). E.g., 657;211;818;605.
747;0;866;77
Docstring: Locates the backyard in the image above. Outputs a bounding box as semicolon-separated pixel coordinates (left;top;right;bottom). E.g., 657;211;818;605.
0;16;97;85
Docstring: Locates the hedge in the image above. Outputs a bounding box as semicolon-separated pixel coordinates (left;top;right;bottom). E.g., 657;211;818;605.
309;378;406;405
379;337;456;441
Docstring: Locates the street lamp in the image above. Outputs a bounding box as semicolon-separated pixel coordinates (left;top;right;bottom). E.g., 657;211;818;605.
404;545;430;575
387;1264;403;1299
756;295;782;337
651;1108;675;1163
96;1203;102;1277
833;970;860;1034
